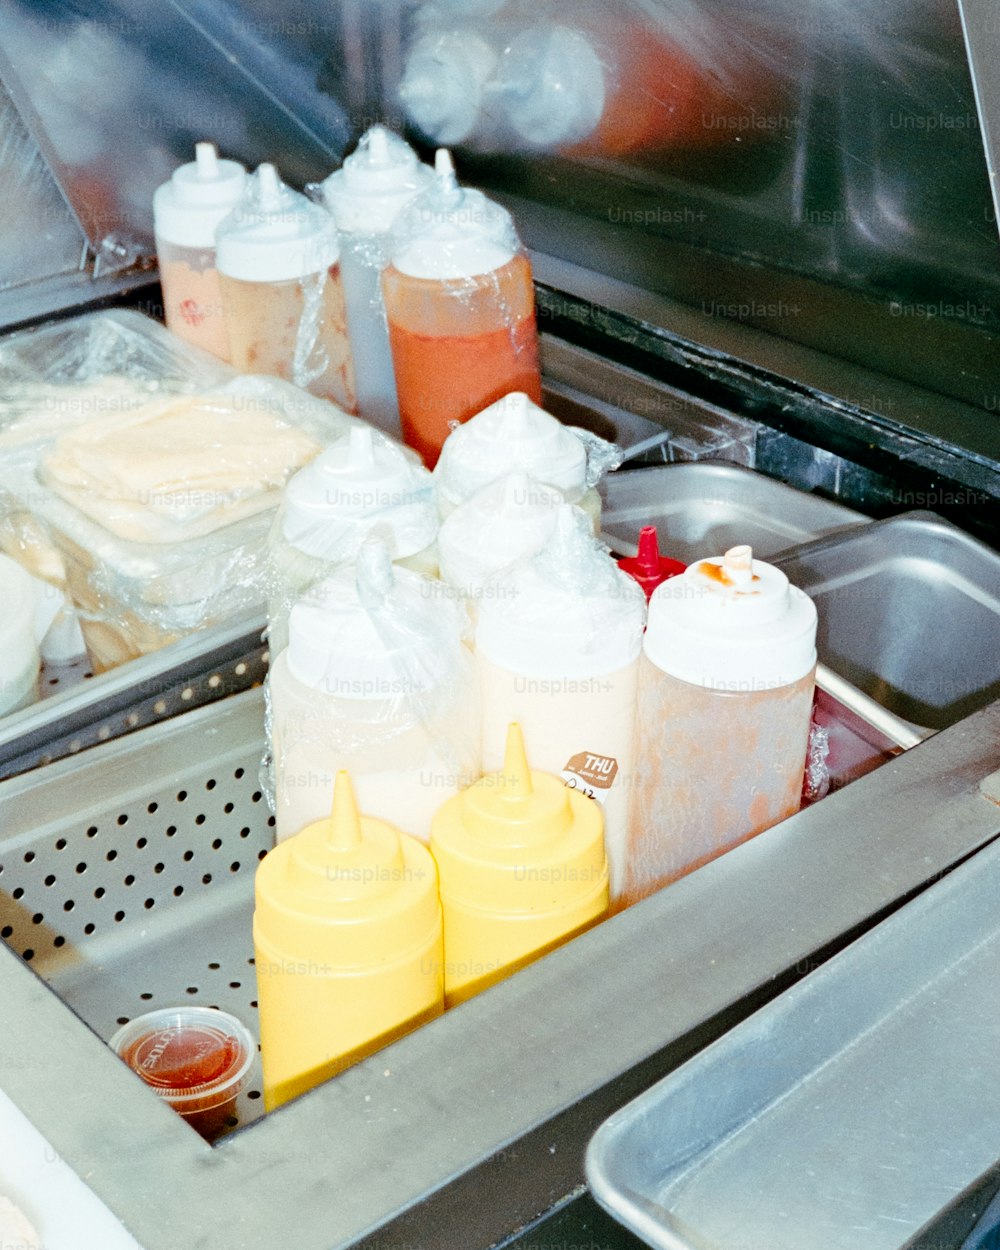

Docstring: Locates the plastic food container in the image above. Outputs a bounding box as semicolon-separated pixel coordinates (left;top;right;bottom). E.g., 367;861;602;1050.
109;1006;256;1143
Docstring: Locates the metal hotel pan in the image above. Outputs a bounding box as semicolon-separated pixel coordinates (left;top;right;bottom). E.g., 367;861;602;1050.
586;799;1000;1250
599;460;868;563
774;511;1000;732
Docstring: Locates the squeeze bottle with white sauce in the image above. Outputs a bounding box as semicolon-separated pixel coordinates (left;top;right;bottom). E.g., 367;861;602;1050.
433;390;606;531
267;538;479;844
430;721;608;1006
216;163;357;411
254;769;443;1109
321;127;433;436
436;471;562;610
267;424;439;654
381;149;542;468
623;544;818;908
153;142;247;361
475;506;646;904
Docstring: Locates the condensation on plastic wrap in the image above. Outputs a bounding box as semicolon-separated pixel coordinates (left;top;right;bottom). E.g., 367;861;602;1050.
264;423;439;658
801;715;832;804
264;536;480;845
0;311;355;671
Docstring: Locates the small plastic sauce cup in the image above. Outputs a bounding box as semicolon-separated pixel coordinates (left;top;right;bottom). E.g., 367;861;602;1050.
110;1007;256;1142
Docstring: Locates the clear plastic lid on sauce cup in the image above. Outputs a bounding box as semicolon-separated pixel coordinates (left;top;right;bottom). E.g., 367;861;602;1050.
110;1006;256;1142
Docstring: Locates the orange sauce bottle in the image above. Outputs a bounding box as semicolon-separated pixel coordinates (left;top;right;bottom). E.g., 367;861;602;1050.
382;149;541;468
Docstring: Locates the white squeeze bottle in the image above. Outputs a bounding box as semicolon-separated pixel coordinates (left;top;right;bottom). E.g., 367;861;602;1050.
267;424;439;654
153;142;246;361
216;163;357;412
475;505;646;903
436;471;563;613
321;127;433;436
433;391;604;532
623;544;818;909
267;537;479;844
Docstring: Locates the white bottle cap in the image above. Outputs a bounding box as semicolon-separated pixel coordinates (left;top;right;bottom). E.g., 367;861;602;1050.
389;149;517;279
322;126;434;236
153;142;248;248
215;163;340;282
281;425;437;561
286;540;456;698
398;30;498;147
434;391;588;511
437;472;563;595
644;545;818;690
499;26;605;149
475;505;645;679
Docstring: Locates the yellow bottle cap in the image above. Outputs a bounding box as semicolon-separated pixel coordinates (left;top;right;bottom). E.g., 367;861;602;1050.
255;770;440;967
430;723;608;913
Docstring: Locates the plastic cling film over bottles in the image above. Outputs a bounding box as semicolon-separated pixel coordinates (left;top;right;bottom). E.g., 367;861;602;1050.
398;29;503;149
216;163;357;412
321;128;433;436
475;506;646;903
254;770;443;1109
382;149;542;468
623;544;818;909
433;390;612;530
154;143;247;362
267;423;439;654
267;536;479;845
437;471;563;607
430;721;608;1006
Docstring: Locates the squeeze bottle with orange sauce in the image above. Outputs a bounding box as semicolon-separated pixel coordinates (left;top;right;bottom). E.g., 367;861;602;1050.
430;721;608;1007
216;163;357;411
254;770;443;1110
381;149;542;468
623;544;817;908
153;142;246;361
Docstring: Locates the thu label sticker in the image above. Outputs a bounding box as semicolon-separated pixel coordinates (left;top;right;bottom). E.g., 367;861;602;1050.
561;752;619;804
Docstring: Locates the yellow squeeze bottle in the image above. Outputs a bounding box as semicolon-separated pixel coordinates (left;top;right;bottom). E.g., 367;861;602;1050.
254;770;443;1110
430;722;609;1007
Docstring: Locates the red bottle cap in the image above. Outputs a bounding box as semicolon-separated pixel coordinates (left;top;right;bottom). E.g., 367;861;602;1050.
617;526;686;601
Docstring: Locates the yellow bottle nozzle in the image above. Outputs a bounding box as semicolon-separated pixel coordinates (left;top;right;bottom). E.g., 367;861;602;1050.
500;722;533;801
326;770;365;853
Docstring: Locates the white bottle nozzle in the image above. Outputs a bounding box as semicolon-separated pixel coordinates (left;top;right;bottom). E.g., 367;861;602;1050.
348;424;377;469
723;544;754;588
257;163;284;212
434;148;460;198
194;141;220;179
356;534;396;609
498;392;536;438
368;126;392;167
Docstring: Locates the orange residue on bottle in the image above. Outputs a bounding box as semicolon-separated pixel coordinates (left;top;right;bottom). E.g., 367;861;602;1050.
383;252;542;468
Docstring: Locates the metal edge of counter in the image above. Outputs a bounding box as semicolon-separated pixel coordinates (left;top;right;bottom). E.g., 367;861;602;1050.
0;691;998;1250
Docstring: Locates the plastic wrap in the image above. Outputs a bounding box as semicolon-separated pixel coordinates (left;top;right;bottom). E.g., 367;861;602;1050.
474;505;646;901
436;470;563;606
216;164;357;413
0;311;354;671
433;389;616;530
801;716;832;804
381;149;542;468
266;537;480;845
266;424;439;655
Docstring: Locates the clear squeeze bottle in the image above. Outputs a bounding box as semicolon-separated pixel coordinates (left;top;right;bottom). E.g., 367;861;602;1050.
436;471;562;610
624;544;818;908
321;127;433;436
381;149;542;468
254;770;443;1110
267;424;439;654
432;390;604;531
153;142;246;361
430;721;608;1006
475;506;646;905
267;538;479;844
216;163;357;411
